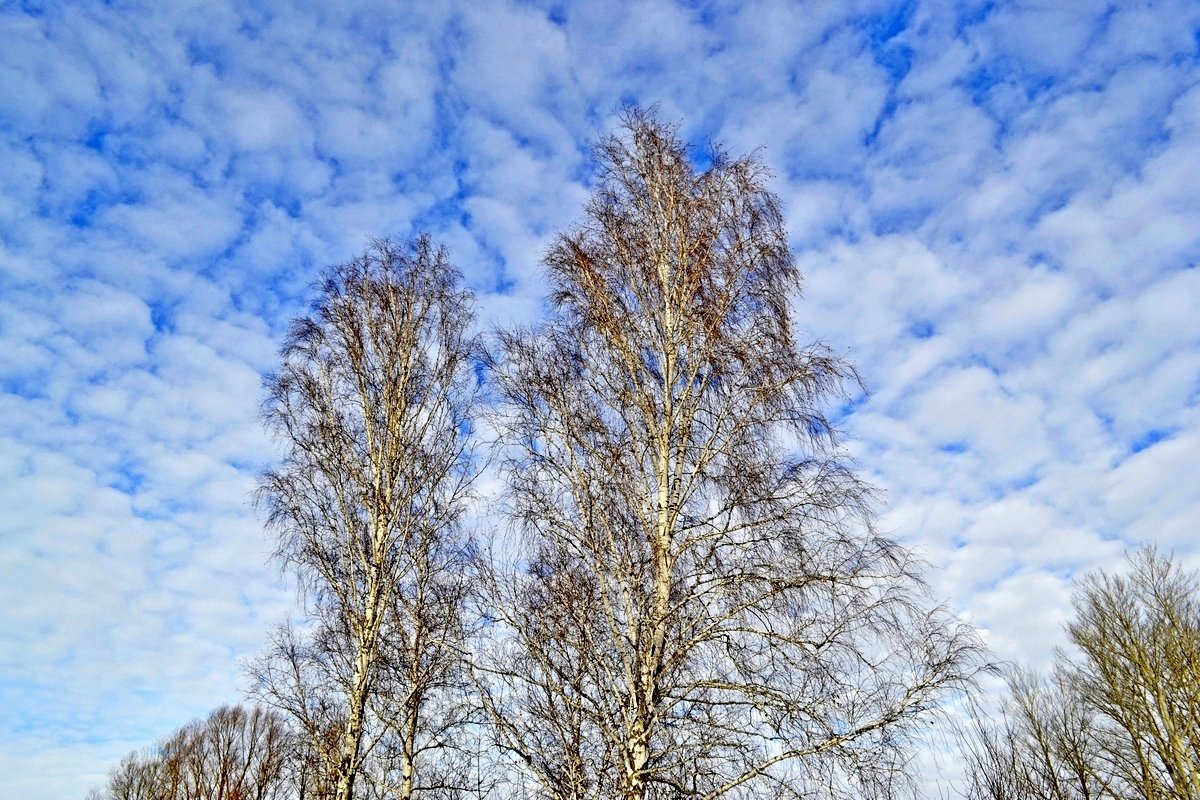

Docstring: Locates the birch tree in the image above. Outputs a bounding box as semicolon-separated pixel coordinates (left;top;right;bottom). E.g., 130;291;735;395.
251;237;478;800
480;110;980;800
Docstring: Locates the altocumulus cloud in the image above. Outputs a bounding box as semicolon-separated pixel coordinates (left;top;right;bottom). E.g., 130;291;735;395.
1;1;1199;797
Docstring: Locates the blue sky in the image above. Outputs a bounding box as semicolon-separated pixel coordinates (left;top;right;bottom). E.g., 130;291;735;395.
2;0;1199;796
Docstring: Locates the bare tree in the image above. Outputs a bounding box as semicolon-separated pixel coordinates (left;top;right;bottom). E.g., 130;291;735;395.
1066;547;1200;799
88;704;294;800
960;547;1200;800
958;702;1031;800
960;671;1107;800
90;751;167;800
479;109;981;800
250;237;478;800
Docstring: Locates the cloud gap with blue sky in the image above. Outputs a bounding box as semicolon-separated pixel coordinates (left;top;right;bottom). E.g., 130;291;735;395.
2;0;1199;796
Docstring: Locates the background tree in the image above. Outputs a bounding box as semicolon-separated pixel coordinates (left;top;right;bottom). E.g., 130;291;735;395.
960;670;1105;800
479;109;981;800
86;704;294;800
250;237;478;800
1067;547;1200;799
961;546;1200;800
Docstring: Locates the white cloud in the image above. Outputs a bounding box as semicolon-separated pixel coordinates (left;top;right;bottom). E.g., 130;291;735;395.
1;1;1198;797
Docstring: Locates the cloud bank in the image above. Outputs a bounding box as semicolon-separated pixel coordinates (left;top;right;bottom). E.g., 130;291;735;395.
1;1;1198;796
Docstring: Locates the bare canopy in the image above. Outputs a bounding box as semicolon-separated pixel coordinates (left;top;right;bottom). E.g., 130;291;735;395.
86;704;293;800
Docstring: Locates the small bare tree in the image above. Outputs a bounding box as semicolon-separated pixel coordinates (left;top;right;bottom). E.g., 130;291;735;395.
479;109;981;800
89;751;167;800
250;237;478;800
961;547;1200;800
88;704;294;800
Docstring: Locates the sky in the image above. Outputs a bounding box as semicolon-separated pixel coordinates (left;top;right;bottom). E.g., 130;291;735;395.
1;0;1198;796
